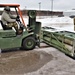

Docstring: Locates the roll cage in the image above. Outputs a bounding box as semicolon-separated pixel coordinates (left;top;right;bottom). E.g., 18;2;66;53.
0;4;26;27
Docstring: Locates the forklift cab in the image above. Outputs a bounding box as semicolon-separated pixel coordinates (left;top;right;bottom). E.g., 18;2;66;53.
0;4;26;37
0;4;26;31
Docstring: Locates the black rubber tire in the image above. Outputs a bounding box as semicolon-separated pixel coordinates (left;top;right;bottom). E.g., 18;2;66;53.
22;37;36;50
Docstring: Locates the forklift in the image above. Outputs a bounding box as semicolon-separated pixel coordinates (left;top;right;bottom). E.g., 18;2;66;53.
0;4;41;50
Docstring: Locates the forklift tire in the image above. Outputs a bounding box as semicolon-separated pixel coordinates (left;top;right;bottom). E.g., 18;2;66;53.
22;37;36;50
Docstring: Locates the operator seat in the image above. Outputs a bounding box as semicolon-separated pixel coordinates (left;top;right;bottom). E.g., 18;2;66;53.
0;20;12;30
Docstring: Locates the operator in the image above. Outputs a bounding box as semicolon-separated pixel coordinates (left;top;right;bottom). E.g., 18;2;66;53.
1;6;22;35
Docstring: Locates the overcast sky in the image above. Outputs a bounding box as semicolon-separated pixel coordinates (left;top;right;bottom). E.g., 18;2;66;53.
0;0;75;11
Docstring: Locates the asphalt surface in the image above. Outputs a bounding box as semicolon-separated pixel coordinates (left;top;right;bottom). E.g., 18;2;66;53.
0;43;75;75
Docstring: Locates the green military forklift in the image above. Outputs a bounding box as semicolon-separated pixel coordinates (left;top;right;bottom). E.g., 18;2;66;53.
0;4;41;50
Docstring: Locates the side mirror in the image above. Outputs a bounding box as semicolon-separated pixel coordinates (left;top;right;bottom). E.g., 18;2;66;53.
28;10;36;18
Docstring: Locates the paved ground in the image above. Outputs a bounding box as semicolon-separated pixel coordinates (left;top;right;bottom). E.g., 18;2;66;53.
0;43;75;75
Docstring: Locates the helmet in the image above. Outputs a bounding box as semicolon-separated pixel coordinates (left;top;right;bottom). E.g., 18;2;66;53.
4;6;10;11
